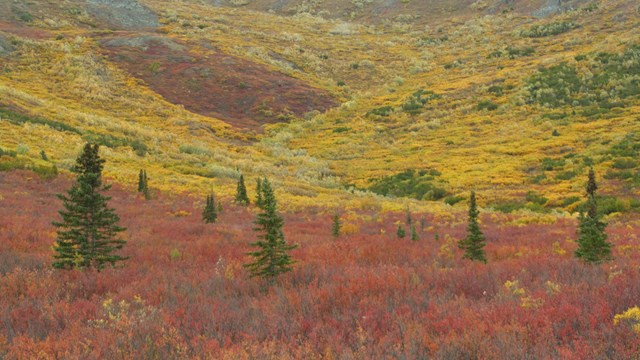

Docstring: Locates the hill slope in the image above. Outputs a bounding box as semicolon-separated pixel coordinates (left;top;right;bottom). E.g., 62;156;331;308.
0;0;638;214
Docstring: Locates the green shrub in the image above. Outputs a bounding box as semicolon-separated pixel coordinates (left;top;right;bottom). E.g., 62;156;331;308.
368;169;448;201
612;158;637;169
179;144;212;156
0;107;81;134
541;157;565;171
555;171;577;180
477;100;498;111
526;191;548;205
444;195;466;206
367;106;394;117
492;202;524;213
520;21;578;38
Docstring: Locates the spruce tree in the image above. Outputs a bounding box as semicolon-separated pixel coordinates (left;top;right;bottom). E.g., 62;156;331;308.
458;191;487;263
575;168;611;263
235;174;250;205
332;213;341;238
255;177;264;208
411;225;419;241
405;207;412;226
397;224;406;239
244;179;297;282
52;143;127;270
202;193;218;224
137;169;145;192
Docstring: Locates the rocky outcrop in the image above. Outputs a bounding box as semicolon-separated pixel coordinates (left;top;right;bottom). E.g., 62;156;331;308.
86;0;159;30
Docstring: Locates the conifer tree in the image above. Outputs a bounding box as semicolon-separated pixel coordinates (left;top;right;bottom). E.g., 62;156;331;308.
332;213;341;238
202;193;218;224
138;170;151;200
235;174;250;205
411;225;419;241
458;191;487;263
397;224;406;239
405;207;412;226
137;169;145;192
245;178;297;282
52;143;127;270
40;149;48;161
575;168;611;263
255;177;264;208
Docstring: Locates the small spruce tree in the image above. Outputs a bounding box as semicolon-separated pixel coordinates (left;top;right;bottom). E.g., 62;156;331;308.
575;168;611;263
52;143;127;270
244;179;297;282
458;191;487;263
137;169;145;192
235;174;250;205
332;213;341;238
40;149;48;161
405;207;412;225
397;224;406;239
202;193;218;224
411;225;419;241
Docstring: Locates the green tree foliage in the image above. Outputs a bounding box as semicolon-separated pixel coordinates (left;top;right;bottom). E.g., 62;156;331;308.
332;213;341;238
235;174;250;205
138;169;150;200
202;193;218;224
244;179;297;281
411;225;419;241
397;224;406;239
40;149;48;161
575;168;612;263
458;191;487;263
255;177;264;208
52;143;127;270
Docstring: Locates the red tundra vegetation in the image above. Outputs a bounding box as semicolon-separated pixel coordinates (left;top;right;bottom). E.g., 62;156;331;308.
1;170;639;359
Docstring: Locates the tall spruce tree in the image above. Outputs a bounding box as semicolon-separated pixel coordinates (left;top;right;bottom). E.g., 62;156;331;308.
332;213;341;238
575;168;611;263
202;193;218;224
458;191;487;263
235;174;250;205
244;178;297;282
255;177;264;208
52;143;127;270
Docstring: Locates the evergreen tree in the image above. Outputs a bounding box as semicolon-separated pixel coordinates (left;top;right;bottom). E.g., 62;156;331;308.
405;207;412;225
138;169;145;192
138;170;151;200
40;149;48;161
411;225;419;241
331;213;341;238
255;177;264;208
52;143;127;270
575;168;611;263
397;224;406;239
235;174;250;205
458;191;487;263
202;193;218;224
244;179;297;282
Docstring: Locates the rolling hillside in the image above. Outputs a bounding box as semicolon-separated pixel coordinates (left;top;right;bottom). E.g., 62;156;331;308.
0;0;638;214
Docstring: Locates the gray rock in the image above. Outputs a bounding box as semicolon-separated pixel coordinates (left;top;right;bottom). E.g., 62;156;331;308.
86;0;159;30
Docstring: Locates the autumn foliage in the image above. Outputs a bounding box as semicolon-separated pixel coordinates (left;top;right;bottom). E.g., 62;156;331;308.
1;170;640;359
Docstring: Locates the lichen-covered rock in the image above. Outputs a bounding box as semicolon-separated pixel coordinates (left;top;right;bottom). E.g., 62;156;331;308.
86;0;159;30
